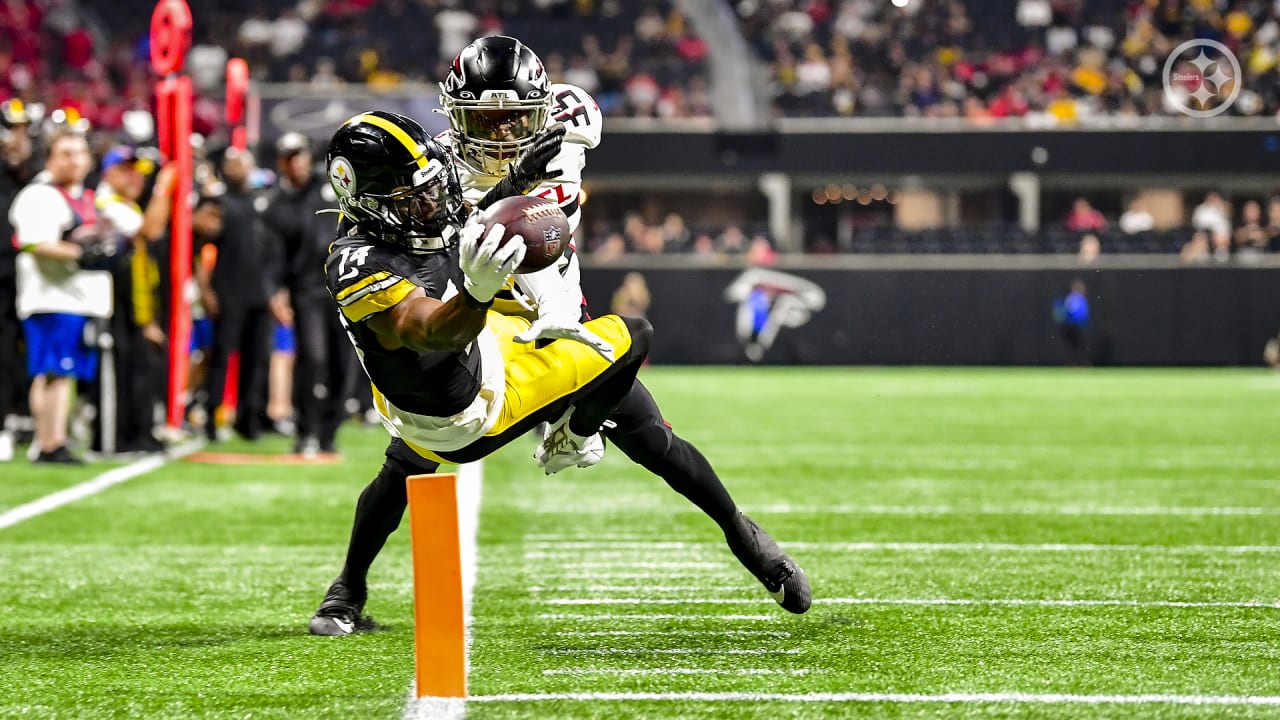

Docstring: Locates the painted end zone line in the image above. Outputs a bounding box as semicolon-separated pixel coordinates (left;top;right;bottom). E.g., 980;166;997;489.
0;441;203;530
466;691;1280;706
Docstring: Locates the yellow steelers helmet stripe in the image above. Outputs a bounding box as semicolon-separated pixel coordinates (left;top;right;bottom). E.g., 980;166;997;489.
334;270;391;302
348;113;428;169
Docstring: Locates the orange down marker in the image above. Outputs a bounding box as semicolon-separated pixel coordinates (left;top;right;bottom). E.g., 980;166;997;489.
406;473;467;698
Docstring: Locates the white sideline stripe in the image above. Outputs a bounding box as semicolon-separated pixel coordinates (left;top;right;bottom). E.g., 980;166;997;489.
0;441;203;530
757;504;1280;517
403;461;483;720
532;561;724;569
546;597;1280;609
545;648;801;656
541;668;809;676
526;504;1280;519
553;630;791;638
527;541;1280;554
466;692;1280;706
532;585;708;594
554;572;739;580
538;613;778;622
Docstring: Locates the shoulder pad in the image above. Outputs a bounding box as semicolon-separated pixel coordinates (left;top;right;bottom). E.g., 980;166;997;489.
325;237;418;323
549;83;602;149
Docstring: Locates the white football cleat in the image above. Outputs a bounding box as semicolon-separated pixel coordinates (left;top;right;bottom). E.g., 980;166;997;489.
536;410;605;474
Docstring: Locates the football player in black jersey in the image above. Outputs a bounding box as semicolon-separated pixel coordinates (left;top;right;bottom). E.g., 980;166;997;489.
309;109;811;636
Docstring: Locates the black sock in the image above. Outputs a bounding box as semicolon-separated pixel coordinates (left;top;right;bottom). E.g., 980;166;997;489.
338;453;414;591
609;429;740;532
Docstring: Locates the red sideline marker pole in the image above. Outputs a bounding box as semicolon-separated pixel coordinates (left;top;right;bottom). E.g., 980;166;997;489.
406;473;468;698
150;0;193;429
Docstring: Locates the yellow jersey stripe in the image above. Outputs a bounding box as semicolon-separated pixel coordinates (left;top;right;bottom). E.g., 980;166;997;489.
349;113;428;169
334;270;391;301
339;278;417;322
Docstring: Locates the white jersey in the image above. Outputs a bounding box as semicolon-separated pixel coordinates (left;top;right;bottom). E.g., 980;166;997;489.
11;183;113;320
437;83;601;317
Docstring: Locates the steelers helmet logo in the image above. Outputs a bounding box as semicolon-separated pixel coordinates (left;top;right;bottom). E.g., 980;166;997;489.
329;156;356;199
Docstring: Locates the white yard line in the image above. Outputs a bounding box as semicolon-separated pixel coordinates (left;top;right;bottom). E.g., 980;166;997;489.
523;504;1280;523
754;504;1280;516
528;561;726;569
544;648;802;656
544;597;1280;609
524;504;1280;523
403;462;483;720
532;585;711;594
541;668;809;676
537;613;779;622
552;630;791;638
0;441;202;530
466;691;1280;706
525;541;1280;554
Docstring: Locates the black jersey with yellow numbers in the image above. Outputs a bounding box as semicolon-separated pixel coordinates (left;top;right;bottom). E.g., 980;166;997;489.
324;233;483;418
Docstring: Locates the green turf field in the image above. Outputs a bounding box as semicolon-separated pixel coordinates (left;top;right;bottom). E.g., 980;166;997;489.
3;368;1280;719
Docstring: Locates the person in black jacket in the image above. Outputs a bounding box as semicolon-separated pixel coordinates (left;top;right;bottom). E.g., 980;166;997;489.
0;100;37;462
195;147;281;441
259;132;355;455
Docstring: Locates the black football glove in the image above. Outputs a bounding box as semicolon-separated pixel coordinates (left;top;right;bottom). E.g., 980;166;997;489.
78;238;118;270
477;123;566;210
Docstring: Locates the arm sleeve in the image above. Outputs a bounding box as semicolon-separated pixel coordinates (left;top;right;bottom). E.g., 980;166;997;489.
513;258;584;319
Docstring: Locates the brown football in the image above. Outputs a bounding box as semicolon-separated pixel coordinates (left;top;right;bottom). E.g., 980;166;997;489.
475;195;570;274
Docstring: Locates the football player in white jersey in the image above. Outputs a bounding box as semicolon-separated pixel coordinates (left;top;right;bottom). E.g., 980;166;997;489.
309;37;810;636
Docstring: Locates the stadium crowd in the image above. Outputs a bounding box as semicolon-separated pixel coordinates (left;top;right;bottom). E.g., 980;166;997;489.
742;0;1280;119
0;0;713;126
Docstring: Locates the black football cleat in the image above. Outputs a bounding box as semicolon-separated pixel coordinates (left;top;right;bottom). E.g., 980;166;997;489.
309;578;374;636
724;513;812;614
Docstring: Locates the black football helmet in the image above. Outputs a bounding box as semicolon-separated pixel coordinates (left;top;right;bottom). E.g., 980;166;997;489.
326;111;466;252
440;35;553;176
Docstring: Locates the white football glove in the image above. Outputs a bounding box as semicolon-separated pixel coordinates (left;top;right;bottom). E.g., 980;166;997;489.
514;309;616;362
513;264;615;362
457;221;525;304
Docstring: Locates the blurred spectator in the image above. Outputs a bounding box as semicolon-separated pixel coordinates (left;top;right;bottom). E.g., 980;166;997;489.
259;132;353;456
10;129;108;464
1191;191;1231;260
611;271;651;318
267;322;296;436
94;147;172;453
1267;197;1280;252
1053;278;1090;366
196;147;278;442
1118;199;1154;234
1233;200;1269;255
746;234;778;266
436;0;478;61
1077;232;1100;264
1064;197;1107;233
0;99;35;461
1180;230;1211;265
